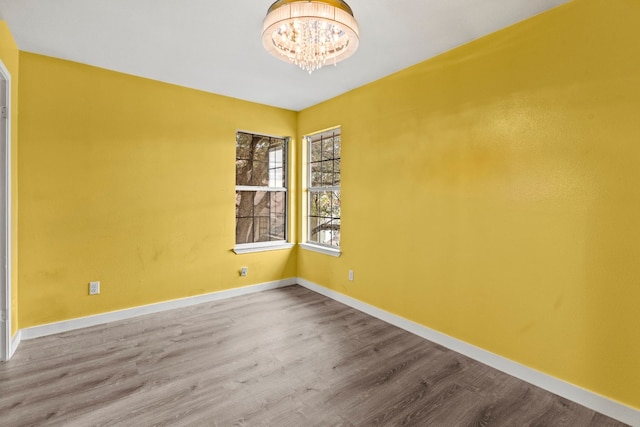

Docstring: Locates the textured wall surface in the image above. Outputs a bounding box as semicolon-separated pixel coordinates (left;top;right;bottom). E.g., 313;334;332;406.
297;0;640;409
18;53;297;327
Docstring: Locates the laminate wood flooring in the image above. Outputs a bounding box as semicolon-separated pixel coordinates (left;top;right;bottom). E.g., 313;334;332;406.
0;285;630;426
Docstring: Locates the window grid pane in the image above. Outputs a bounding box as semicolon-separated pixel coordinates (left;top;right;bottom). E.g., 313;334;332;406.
235;190;287;244
307;127;341;249
235;132;288;245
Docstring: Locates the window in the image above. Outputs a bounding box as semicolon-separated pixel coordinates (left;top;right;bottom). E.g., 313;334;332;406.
306;128;341;249
235;132;288;251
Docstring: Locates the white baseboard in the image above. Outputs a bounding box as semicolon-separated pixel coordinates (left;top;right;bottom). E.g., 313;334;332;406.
9;329;20;359
12;276;639;425
20;278;296;341
297;278;640;427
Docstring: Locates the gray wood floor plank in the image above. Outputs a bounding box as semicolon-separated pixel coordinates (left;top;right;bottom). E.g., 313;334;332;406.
0;285;629;426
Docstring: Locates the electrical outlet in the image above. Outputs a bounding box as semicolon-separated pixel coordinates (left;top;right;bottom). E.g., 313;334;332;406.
240;267;248;277
89;281;100;295
348;270;354;281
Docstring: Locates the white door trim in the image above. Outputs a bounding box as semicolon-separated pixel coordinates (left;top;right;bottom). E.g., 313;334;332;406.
0;59;12;361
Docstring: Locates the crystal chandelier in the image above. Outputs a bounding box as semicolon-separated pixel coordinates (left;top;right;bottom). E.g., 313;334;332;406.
262;0;360;74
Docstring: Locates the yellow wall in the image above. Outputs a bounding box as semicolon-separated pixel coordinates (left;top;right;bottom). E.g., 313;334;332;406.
18;53;297;327
0;21;19;336
297;0;640;410
8;0;640;412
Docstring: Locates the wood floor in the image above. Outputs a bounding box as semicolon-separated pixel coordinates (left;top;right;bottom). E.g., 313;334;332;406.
0;285;629;426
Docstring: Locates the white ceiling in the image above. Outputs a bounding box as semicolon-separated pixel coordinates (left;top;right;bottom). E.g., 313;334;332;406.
0;0;569;111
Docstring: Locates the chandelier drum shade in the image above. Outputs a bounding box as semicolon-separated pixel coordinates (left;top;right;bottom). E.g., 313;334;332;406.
262;0;360;73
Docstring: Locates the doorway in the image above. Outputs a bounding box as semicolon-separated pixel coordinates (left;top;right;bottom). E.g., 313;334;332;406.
0;59;12;361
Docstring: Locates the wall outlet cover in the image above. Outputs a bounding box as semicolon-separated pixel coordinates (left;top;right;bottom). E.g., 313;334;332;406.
89;281;100;295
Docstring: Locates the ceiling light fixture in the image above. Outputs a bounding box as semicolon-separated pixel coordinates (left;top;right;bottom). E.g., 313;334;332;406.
262;0;360;74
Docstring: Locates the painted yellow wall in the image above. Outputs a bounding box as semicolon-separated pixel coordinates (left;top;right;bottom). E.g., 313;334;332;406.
0;21;19;336
8;0;640;412
18;53;297;328
297;0;640;410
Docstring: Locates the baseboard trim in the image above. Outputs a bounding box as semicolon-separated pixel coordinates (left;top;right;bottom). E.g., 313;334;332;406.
9;329;20;359
13;277;640;425
20;278;296;341
297;278;640;427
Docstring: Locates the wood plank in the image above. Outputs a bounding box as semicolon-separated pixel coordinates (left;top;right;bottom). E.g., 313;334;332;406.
0;285;629;426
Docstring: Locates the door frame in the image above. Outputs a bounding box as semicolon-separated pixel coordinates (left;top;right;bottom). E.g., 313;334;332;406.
0;59;12;361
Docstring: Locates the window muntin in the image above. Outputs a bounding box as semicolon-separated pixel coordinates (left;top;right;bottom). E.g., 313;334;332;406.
307;128;341;248
235;132;287;245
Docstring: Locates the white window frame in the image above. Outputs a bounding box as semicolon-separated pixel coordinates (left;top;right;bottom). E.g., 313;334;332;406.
233;131;292;254
302;128;341;257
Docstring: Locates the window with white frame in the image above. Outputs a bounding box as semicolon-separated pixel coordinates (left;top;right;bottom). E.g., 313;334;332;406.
235;132;287;246
307;128;341;248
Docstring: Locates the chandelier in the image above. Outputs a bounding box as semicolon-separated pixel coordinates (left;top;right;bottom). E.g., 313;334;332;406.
262;0;360;74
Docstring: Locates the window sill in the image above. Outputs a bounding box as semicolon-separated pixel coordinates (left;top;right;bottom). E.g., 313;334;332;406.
233;242;294;254
299;243;341;257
